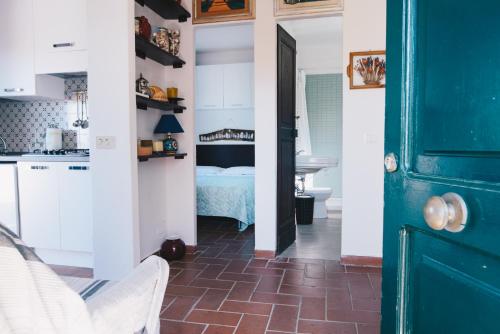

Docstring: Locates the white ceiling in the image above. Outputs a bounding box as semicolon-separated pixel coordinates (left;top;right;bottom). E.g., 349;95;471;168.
195;24;254;52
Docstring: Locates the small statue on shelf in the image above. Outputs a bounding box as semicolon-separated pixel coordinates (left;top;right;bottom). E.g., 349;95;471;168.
136;73;151;97
169;29;181;56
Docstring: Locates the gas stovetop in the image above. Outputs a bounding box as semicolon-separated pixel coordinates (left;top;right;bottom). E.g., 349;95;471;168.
22;149;90;157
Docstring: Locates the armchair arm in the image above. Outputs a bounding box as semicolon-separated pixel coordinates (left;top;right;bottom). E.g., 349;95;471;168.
86;256;169;334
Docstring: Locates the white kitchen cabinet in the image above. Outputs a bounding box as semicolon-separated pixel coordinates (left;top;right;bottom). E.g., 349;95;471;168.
17;162;60;250
223;63;254;109
17;161;93;262
196;65;224;110
196;63;254;110
0;164;20;235
34;0;88;74
58;163;92;253
0;0;36;97
0;0;65;99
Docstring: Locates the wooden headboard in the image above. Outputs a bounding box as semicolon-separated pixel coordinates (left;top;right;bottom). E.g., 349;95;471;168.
196;145;255;168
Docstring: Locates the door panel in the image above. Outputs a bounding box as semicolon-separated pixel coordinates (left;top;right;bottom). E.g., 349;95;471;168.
276;25;296;254
17;162;60;250
410;0;500;182
59;163;93;253
223;63;254;109
407;230;500;334
196;65;224;109
383;0;500;332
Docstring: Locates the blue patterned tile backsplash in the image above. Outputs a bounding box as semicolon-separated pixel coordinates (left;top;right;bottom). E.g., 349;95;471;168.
0;76;88;152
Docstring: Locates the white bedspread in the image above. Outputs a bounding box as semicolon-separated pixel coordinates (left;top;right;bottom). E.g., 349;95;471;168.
197;172;255;231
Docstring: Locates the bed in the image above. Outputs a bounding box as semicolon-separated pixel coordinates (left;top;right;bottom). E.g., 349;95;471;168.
196;145;255;231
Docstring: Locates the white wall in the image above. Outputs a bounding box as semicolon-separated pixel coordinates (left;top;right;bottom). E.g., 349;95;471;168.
136;0;197;254
254;0;278;251
88;0;140;279
341;0;386;258
281;17;343;74
163;1;197;248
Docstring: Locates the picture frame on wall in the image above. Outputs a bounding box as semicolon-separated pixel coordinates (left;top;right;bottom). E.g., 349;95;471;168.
193;0;255;24
274;0;343;17
347;51;386;89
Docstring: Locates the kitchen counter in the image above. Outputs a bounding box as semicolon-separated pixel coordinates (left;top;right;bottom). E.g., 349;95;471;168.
0;153;90;163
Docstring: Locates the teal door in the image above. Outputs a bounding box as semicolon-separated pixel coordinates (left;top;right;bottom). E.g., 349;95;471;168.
383;0;500;333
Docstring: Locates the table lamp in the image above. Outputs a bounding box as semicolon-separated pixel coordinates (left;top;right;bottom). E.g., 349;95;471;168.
154;114;184;153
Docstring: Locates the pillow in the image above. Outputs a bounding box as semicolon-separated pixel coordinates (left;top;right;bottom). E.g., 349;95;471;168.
197;166;224;175
220;166;255;176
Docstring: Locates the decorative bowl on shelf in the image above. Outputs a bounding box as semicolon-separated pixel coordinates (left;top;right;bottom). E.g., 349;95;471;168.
149;86;167;101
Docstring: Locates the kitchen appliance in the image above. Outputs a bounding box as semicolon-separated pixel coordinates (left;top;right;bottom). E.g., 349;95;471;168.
0;164;20;235
22;149;90;157
45;128;63;151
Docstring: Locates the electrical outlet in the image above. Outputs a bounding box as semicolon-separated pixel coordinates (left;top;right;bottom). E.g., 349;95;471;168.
95;136;116;149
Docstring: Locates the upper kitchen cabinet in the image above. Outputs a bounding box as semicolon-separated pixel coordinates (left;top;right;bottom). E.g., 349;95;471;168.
223;63;254;109
0;0;65;99
34;0;88;74
196;63;254;110
196;65;224;110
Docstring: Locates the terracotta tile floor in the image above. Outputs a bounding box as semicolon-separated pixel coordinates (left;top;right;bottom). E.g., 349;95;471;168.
160;220;381;334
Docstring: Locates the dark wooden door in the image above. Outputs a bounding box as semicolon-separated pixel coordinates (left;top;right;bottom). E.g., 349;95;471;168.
276;25;297;254
383;0;500;332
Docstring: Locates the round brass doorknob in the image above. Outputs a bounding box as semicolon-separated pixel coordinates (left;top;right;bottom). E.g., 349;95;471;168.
423;193;468;233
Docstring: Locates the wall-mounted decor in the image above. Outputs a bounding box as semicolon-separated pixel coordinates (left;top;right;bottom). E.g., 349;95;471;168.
193;0;255;24
347;51;386;89
200;128;254;142
274;0;343;17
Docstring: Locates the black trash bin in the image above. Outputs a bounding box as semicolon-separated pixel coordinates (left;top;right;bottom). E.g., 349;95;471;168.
295;195;314;225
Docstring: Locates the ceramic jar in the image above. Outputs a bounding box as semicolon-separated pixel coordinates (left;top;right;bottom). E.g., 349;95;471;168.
155;27;170;50
169;29;180;55
138;16;151;40
160;236;186;261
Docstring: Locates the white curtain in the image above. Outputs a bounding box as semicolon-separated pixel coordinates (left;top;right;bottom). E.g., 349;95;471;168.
296;69;312;155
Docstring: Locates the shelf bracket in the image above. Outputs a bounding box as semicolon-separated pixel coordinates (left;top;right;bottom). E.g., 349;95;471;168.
135;49;147;60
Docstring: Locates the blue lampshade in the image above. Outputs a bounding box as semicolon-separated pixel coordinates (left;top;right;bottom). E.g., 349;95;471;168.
154;115;184;134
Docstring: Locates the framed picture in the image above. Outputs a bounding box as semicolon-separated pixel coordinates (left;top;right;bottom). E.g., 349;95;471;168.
193;0;255;24
274;0;343;17
347;51;386;89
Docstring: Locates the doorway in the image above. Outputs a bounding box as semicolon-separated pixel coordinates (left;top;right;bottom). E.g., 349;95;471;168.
277;16;344;260
194;24;256;248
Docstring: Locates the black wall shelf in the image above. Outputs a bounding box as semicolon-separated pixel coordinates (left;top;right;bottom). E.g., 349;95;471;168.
136;95;185;113
138;152;187;162
135;0;191;22
135;36;185;68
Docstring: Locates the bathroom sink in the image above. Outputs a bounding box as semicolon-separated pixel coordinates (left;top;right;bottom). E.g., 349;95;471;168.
296;155;338;176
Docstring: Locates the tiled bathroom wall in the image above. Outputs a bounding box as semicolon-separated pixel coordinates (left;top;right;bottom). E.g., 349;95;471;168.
0;76;88;152
306;73;343;198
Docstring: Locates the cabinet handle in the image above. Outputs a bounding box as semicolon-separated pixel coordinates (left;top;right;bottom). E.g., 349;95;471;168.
4;88;24;93
31;166;49;170
53;42;75;48
68;166;89;171
231;104;243;107
203;104;217;108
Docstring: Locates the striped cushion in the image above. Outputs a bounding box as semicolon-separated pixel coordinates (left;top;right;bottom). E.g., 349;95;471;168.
60;276;114;301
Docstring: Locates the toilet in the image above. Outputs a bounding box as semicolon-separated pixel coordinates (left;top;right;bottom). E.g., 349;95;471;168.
304;187;333;219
